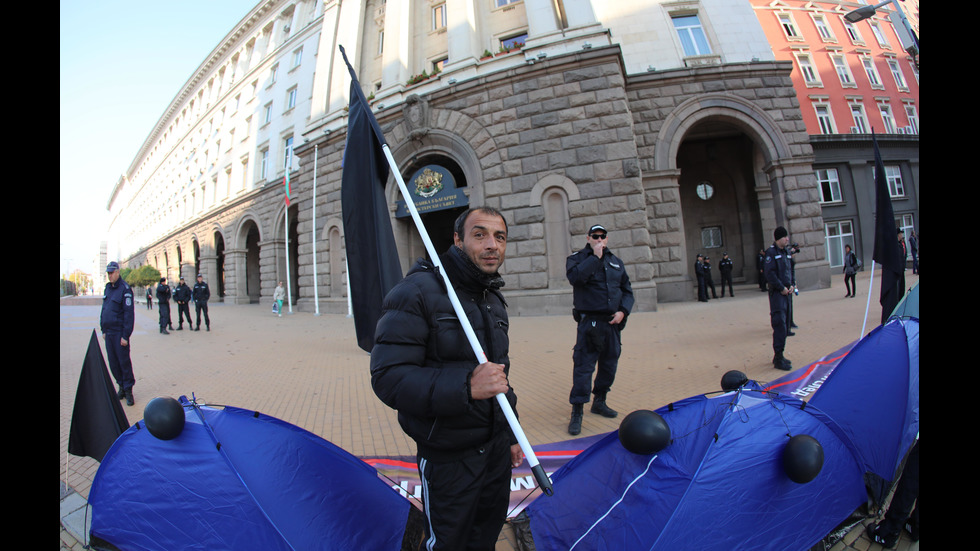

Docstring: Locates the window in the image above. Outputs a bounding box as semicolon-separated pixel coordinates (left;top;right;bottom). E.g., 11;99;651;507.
794;52;821;86
887;59;908;91
861;56;883;88
830;53;856;87
378;30;384;55
878;102;896;133
842;19;864;44
701;226;723;249
286;87;298;111
292;47;303;68
432;3;446;30
672;14;711;57
500;33;527;51
812;14;836;42
283;136;294;170
850;102;869;133
260;148;270;180
264;102;273;124
777;13;802;40
869;21;890;49
814;103;836;134
816;168;842;203
824;220;854;268
884;165;904;196
903;103;918;134
432;57;448;73
270;64;279;85
495;0;520;7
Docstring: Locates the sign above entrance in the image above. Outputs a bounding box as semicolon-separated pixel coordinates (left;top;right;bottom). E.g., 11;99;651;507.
395;164;468;218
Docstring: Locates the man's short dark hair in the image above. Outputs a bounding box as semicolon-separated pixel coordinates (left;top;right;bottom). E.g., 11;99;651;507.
453;207;508;238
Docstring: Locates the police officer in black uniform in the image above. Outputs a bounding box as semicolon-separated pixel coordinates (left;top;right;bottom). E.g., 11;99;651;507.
719;252;734;297
101;262;136;406
764;227;795;371
695;254;708;302
703;255;717;299
193;273;211;331
566;224;634;435
156;277;172;334
174;276;193;330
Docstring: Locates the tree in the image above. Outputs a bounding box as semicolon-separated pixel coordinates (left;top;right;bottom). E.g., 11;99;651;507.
123;265;161;288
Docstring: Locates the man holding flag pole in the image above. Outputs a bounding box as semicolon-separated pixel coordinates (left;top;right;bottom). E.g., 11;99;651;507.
337;45;551;550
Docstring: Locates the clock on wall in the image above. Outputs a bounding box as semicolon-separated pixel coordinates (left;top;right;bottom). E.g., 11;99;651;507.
696;181;714;200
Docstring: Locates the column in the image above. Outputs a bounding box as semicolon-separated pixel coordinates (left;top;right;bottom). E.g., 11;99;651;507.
444;0;482;69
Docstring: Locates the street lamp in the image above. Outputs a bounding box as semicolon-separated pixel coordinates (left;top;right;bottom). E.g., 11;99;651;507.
844;0;918;57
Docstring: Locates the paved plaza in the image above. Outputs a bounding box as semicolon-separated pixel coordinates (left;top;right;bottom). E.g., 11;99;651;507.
61;268;918;550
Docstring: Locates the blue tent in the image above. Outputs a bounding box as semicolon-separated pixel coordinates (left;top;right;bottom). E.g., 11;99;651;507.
524;390;868;550
809;317;919;505
88;396;411;551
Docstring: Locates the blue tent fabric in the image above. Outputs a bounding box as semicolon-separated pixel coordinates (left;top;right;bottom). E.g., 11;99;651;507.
525;391;867;550
809;318;919;505
88;397;410;551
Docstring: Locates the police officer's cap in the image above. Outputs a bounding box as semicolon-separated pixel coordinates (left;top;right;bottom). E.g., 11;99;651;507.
774;226;788;240
106;261;120;273
197;273;203;278
588;224;607;234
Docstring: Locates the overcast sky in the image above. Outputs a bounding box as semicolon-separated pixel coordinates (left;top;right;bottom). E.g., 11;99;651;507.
60;0;256;276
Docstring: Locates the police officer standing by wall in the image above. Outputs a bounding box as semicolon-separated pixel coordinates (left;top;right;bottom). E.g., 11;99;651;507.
156;277;172;335
100;262;136;406
566;224;634;435
719;252;734;297
764;227;795;371
174;276;193;330
192;274;211;331
695;254;708;302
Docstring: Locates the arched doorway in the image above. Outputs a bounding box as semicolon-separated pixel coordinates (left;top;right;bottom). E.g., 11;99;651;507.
395;154;469;264
677;128;763;288
244;221;261;303
214;230;226;298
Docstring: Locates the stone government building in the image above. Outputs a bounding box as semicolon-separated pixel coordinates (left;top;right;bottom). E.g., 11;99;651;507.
109;0;838;316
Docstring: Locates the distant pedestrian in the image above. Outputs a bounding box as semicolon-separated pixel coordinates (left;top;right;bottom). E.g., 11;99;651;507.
757;248;767;292
273;281;285;317
145;287;153;310
101;261;135;406
156;278;172;334
908;230;918;274
193;274;211;331
843;244;858;298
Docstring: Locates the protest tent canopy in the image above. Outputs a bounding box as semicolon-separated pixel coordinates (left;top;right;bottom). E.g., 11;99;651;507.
87;396;412;551
524;389;868;550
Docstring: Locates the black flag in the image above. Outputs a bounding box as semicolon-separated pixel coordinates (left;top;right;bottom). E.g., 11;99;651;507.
68;330;130;462
339;45;404;352
871;132;905;324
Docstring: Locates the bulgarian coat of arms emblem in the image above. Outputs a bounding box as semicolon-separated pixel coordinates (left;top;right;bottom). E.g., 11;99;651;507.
414;168;443;198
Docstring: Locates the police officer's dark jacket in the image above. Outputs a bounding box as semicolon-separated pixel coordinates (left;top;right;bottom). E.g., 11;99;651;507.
101;279;134;338
156;283;171;303
193;280;210;303
566;245;635;320
764;243;793;292
370;245;517;458
174;283;192;303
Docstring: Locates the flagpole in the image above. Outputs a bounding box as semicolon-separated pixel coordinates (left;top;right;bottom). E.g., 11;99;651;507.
284;164;293;315
312;145;320;316
861;260;876;337
378;143;554;496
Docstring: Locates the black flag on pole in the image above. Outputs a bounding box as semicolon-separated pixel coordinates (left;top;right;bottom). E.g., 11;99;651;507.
68;330;130;462
339;45;404;352
871;132;905;325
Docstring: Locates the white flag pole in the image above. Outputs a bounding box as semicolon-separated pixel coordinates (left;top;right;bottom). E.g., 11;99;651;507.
379;144;553;496
860;260;876;337
284;163;293;315
312;145;320;316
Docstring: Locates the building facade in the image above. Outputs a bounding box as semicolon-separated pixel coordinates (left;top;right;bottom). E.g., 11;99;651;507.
750;0;919;270
109;0;839;315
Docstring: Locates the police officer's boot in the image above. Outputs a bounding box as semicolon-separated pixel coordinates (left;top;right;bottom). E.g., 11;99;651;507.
160;327;170;335
124;387;135;406
591;393;619;418
773;352;792;371
117;384;126;400
568;404;584;436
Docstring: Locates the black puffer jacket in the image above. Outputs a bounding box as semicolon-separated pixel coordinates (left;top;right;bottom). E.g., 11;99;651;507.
370;249;517;457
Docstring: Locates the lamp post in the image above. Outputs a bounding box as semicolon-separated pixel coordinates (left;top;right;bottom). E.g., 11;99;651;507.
845;0;918;57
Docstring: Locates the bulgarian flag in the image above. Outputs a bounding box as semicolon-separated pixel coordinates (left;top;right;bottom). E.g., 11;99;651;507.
283;164;292;206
